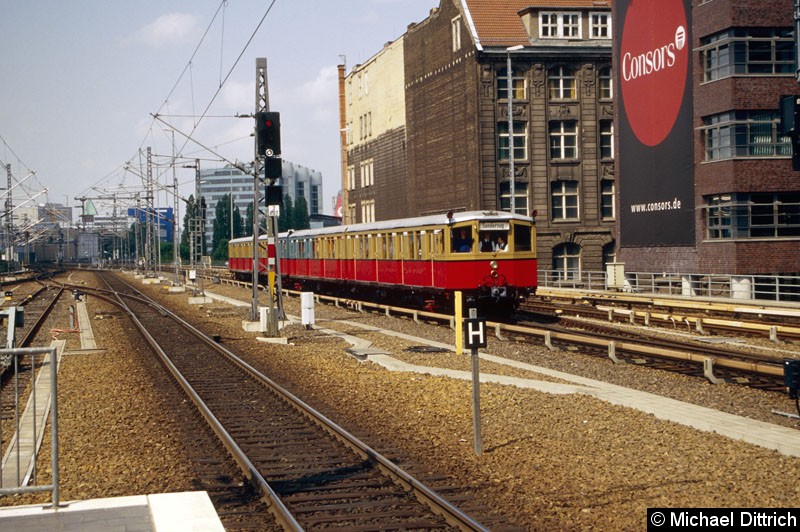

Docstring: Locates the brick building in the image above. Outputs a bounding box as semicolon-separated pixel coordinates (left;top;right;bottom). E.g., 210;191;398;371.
615;0;799;279
343;0;799;282
342;0;615;276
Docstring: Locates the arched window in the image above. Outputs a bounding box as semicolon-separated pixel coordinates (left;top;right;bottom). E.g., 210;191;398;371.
552;243;581;280
602;241;616;269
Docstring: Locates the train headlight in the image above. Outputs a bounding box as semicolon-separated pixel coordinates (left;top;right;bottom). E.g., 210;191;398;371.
490;260;498;270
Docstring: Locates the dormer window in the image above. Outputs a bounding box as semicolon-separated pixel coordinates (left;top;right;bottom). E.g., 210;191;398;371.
540;12;580;39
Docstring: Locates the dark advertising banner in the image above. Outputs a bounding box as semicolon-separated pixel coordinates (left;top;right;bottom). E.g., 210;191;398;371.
616;0;694;247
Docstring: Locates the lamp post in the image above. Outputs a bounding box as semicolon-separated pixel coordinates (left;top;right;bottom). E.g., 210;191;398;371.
506;44;524;214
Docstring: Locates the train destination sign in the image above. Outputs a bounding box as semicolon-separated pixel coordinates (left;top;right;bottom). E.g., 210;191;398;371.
479;222;509;231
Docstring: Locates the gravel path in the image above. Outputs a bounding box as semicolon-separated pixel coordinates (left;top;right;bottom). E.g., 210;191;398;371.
3;271;800;531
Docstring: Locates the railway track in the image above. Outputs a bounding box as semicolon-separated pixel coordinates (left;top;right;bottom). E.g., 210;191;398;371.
90;271;489;530
526;295;800;341
250;285;793;393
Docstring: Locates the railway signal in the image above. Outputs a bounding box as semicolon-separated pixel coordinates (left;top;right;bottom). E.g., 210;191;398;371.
255;111;282;180
255;111;281;157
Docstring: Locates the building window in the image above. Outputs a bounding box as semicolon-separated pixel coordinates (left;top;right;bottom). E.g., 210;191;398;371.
750;192;800;237
499;181;529;215
548;66;576;100
497;67;526;100
707;194;732;239
600;121;614;159
452;16;462;51
602;242;616;268
346;165;355;190
601;179;615;220
359;112;372;140
360;159;374;187
310;185;319;214
549;121;578;159
704;192;800;239
702;111;792;160
551;181;580;221
552;243;581;280
540;12;581;39
361;199;375;223
599;66;613;99
590;12;611;38
700;28;794;81
498;121;527;161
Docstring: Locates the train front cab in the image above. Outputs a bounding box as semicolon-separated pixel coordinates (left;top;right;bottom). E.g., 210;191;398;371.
444;216;537;310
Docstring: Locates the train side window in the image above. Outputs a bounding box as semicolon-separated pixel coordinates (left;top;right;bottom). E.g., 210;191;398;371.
357;235;365;259
378;234;386;259
419;230;428;259
432;230;443;256
451;227;473;252
388;233;396;259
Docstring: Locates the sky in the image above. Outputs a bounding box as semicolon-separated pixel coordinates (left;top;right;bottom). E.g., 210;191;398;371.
0;0;438;218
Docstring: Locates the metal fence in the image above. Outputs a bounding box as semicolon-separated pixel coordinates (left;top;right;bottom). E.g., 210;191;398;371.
538;269;800;303
0;346;60;507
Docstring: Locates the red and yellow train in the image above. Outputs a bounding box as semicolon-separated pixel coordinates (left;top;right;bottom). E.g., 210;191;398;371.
228;210;537;312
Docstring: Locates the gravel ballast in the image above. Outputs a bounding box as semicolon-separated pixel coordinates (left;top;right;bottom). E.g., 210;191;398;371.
3;271;800;531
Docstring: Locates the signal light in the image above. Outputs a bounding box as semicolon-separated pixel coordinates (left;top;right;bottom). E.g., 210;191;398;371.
255;111;281;157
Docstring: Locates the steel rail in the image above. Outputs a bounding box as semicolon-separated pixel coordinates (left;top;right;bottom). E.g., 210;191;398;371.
91;275;302;531
90;273;489;531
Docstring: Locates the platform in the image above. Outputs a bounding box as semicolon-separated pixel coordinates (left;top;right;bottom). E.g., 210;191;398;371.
0;491;224;531
321;317;800;458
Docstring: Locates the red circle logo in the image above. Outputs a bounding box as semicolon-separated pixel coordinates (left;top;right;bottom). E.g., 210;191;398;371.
620;0;688;147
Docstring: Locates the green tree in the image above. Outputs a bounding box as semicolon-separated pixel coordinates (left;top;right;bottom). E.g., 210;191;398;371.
278;193;294;232
244;202;254;236
292;195;310;230
212;193;232;262
180;194;197;261
232;204;244;238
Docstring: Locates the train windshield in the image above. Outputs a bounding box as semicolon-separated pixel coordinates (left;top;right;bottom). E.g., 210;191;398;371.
478;222;509;252
514;224;532;252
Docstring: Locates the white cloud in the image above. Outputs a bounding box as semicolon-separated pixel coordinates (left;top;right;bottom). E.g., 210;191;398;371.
220;80;253;112
127;13;199;48
296;66;338;107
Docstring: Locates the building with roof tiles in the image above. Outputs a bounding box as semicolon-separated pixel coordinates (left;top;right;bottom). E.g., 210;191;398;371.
342;0;615;276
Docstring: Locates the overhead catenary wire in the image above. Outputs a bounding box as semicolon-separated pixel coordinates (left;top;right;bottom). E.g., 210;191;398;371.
85;0;280;218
